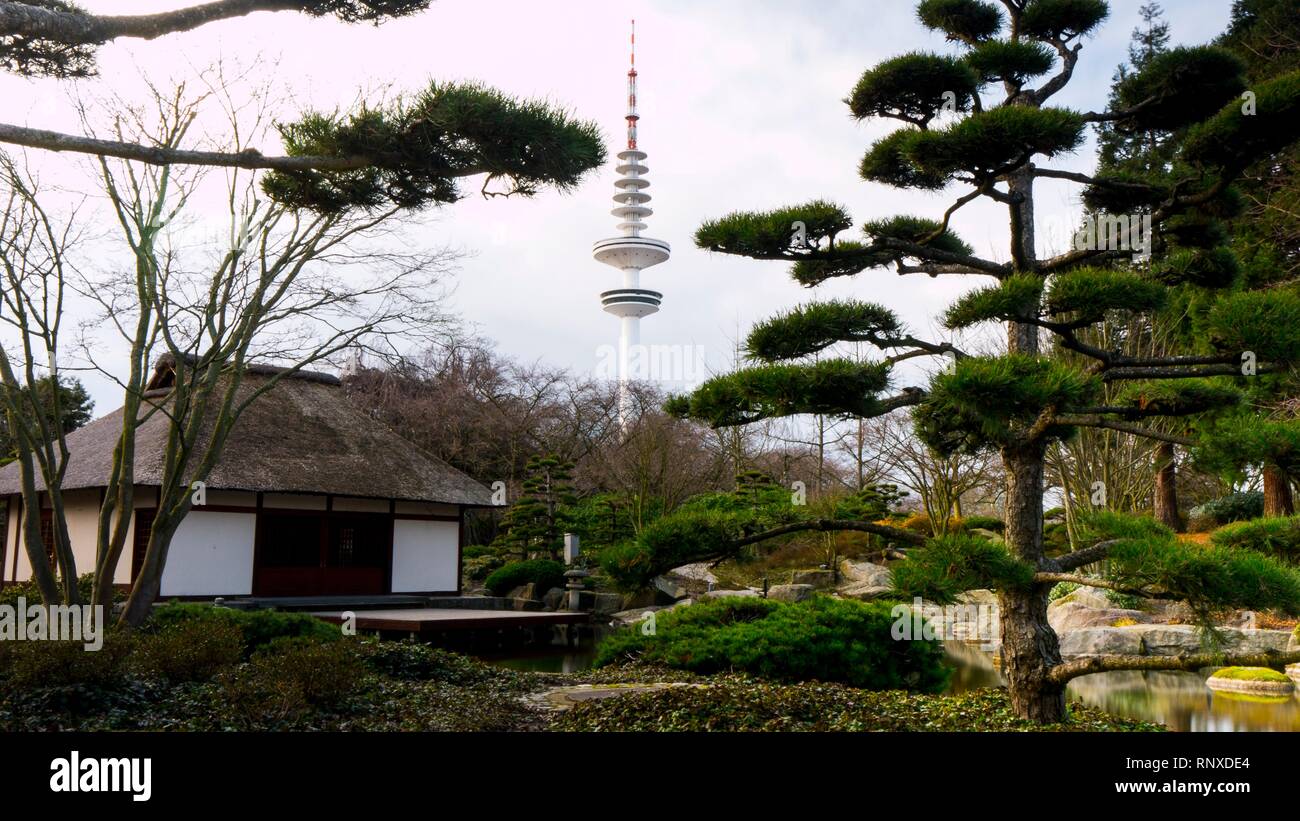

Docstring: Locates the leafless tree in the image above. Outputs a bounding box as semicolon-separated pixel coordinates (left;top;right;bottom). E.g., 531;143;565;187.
875;410;1003;534
0;154;86;602
73;79;459;623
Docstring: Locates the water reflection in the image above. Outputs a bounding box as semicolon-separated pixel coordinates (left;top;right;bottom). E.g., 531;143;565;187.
944;641;1300;732
479;644;597;673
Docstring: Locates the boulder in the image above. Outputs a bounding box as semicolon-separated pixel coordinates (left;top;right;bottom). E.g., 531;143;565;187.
1128;625;1203;655
1057;627;1145;658
1287;663;1300;684
792;569;836;589
509;597;544;612
592;592;624;616
507;583;538;601
767;584;815;603
840;584;893;601
1220;628;1293;655
668;562;719;585
1129;625;1289;656
653;575;690;602
1143;599;1196;623
1056;624;1295;659
620;589;658;610
1048;602;1152;632
702;588;759;599
839;559;891;587
609;607;665;628
542;587;566;611
1050;587;1113;611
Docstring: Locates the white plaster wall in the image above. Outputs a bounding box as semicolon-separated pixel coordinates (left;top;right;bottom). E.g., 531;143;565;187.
64;490;105;583
3;496;17;583
390;519;459;593
10;491;108;583
159;510;256;596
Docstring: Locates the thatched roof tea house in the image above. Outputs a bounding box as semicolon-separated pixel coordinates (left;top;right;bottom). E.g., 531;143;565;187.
0;357;494;599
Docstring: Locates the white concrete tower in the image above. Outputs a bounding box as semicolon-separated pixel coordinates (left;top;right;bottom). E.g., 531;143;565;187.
593;19;670;432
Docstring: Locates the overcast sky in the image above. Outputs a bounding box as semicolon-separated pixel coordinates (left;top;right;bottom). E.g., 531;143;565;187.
0;0;1237;415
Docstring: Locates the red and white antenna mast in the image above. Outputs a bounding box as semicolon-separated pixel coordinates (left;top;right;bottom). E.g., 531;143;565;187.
626;19;639;150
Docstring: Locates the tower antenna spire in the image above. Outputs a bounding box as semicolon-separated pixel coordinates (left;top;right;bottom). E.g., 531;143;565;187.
626;18;638;150
595;20;669;433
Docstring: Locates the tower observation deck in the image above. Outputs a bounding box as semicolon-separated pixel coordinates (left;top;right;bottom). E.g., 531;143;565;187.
593;20;670;430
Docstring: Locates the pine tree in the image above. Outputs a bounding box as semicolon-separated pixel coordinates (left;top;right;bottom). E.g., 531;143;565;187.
1078;1;1186;531
0;376;92;465
1197;0;1300;516
494;454;577;561
666;0;1300;722
1097;2;1172;172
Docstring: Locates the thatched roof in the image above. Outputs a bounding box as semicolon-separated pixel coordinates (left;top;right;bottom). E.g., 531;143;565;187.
0;360;494;506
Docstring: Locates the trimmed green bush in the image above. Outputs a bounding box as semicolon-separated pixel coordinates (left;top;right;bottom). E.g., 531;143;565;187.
128;618;244;682
594;596;950;693
483;559;567;597
355;637;500;685
0;636;133;689
1211;516;1300;565
213;638;366;729
0;573;125;608
251;638;364;707
144;604;339;657
463;553;506;582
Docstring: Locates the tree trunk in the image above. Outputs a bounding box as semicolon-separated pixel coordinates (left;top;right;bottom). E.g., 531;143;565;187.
996;164;1065;722
1153;441;1181;532
119;515;180;627
1263;465;1294;517
999;444;1066;723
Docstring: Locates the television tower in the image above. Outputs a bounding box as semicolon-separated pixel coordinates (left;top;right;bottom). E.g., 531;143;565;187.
593;19;670;432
